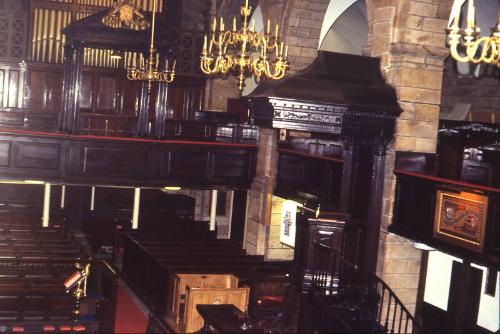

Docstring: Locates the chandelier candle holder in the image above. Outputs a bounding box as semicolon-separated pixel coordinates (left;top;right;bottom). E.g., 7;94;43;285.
126;0;176;92
448;0;500;66
200;0;289;95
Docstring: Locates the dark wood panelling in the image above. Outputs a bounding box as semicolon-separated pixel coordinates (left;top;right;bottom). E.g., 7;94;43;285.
13;141;60;170
0;63;26;110
0;131;256;189
391;170;500;268
28;65;64;113
212;150;249;178
7;69;19;108
80;72;93;111
97;76;117;113
276;150;344;209
83;146;149;176
0;141;11;166
167;150;208;178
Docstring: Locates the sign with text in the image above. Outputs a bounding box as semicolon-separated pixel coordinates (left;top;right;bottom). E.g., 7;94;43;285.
280;200;298;247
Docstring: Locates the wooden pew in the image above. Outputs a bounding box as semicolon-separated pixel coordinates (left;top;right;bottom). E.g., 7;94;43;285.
121;232;291;317
0;257;118;332
171;273;239;324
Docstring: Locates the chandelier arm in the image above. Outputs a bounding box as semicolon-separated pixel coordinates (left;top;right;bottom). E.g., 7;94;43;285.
477;37;498;63
465;36;493;64
199;0;289;92
449;40;475;63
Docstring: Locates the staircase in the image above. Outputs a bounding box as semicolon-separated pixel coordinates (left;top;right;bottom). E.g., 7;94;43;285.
308;242;420;334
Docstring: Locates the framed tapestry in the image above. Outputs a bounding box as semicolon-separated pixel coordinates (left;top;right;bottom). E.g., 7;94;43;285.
433;190;488;252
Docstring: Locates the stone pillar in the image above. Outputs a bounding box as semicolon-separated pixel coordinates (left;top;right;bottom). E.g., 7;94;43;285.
366;0;454;314
265;196;294;260
244;128;278;255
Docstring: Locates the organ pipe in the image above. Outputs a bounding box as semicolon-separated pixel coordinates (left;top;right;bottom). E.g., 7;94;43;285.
30;0;164;66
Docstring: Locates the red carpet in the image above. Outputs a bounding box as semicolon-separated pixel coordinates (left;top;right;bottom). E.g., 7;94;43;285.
114;285;148;333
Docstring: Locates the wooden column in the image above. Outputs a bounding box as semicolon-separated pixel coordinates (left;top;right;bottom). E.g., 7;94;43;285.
154;82;169;138
59;41;84;134
363;134;391;273
137;81;151;137
339;136;356;212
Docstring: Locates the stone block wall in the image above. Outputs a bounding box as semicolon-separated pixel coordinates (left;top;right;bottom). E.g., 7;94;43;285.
440;59;500;116
265;196;294;260
244;128;278;255
279;0;330;71
367;0;453;315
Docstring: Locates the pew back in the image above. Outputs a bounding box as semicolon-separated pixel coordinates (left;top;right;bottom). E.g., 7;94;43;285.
184;285;250;333
172;273;239;324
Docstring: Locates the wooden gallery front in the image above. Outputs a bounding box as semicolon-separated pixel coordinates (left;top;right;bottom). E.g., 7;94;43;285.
0;0;498;333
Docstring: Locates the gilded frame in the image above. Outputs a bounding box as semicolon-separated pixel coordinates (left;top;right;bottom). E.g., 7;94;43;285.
433;190;488;252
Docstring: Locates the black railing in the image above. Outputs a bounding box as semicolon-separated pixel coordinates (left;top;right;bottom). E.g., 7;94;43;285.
310;241;420;334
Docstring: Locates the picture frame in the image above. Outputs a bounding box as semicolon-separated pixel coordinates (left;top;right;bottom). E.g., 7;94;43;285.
433;190;488;252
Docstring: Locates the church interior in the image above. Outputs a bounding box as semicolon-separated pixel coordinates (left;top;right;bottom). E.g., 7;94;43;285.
0;0;498;333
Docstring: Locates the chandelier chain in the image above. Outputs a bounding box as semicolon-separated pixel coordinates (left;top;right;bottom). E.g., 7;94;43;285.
126;0;176;91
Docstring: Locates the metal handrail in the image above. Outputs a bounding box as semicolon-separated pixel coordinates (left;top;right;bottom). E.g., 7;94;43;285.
310;241;420;334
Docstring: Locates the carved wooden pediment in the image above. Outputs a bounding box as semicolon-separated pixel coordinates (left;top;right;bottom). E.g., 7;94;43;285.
246;51;402;137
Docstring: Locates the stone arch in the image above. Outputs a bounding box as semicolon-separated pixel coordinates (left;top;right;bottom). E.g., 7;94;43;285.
318;0;368;55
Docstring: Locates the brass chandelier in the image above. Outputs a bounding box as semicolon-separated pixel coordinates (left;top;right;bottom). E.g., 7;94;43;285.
448;0;500;66
126;0;175;91
200;0;289;95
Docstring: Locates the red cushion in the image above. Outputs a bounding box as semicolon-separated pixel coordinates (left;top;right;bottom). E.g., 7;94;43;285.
257;295;284;306
73;326;86;332
43;326;56;331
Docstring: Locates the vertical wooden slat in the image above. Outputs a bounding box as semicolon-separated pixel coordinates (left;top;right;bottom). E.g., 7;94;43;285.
18;63;26;109
7;70;19;108
0;69;5;108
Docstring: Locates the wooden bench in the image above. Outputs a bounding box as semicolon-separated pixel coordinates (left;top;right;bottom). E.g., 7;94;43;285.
0;258;118;332
122;232;291;317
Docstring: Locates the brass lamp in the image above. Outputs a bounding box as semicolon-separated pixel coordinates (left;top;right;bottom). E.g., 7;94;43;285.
200;0;289;95
448;0;500;66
